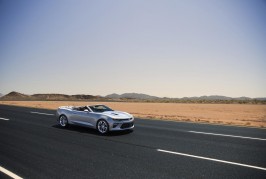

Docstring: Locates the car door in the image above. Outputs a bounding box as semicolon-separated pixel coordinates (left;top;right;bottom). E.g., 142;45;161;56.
71;110;94;127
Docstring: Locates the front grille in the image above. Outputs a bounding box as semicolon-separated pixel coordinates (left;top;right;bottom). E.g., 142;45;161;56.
119;118;131;121
121;122;134;129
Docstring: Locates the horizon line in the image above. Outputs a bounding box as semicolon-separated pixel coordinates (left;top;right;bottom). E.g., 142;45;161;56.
1;91;265;99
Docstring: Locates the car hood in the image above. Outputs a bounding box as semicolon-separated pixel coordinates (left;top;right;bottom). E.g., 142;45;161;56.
101;111;132;119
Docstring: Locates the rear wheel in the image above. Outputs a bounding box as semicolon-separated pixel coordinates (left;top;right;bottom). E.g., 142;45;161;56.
97;119;109;134
59;115;68;128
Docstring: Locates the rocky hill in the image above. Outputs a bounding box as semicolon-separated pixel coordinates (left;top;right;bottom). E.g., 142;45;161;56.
1;91;265;104
105;93;266;104
0;91;32;100
0;91;102;101
106;93;159;100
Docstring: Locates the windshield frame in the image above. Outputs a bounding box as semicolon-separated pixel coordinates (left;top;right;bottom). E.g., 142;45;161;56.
88;105;114;113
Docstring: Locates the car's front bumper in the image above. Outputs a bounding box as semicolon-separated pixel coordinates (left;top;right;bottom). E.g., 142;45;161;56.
109;121;134;131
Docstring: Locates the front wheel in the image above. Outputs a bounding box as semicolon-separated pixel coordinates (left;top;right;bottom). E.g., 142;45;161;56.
59;115;68;128
97;119;109;134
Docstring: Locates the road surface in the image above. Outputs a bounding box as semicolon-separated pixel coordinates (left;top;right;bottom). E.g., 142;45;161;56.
0;104;265;178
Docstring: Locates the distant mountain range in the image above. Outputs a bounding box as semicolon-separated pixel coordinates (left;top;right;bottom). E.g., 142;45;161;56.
0;91;265;103
106;93;159;100
105;93;266;101
0;91;102;101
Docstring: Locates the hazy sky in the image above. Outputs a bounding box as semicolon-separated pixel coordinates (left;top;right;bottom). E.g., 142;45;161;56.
0;0;265;97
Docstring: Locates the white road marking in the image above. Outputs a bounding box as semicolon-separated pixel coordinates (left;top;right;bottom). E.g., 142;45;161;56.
0;166;23;179
188;131;266;141
144;118;266;130
157;149;266;171
30;111;54;116
0;117;10;121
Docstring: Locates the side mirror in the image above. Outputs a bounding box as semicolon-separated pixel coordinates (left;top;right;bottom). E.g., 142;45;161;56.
84;109;89;112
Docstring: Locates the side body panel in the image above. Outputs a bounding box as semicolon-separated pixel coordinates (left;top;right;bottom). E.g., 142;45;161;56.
70;110;94;127
56;107;109;129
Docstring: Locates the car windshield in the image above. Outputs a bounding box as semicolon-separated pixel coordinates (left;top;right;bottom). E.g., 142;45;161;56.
89;105;113;113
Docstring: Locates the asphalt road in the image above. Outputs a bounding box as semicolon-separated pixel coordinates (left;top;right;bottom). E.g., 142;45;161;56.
0;104;266;179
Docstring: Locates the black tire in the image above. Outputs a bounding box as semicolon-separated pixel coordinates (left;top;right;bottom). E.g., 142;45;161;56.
59;115;69;128
97;119;109;134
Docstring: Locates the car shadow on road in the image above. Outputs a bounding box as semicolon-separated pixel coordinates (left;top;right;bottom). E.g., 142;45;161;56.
52;124;133;136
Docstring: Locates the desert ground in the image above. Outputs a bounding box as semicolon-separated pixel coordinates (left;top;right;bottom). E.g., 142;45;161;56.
0;101;265;128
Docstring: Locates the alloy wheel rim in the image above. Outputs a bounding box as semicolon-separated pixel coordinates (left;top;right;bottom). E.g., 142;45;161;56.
60;116;66;126
98;121;108;133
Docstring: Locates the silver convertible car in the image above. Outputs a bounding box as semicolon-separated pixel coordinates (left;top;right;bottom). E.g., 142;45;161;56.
56;104;134;134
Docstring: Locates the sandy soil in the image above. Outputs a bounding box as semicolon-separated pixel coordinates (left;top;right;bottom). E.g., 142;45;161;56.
1;101;266;128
